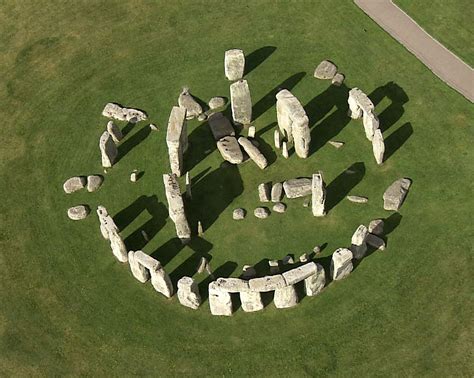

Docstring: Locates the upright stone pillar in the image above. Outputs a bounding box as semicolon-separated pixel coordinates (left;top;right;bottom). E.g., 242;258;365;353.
163;173;191;243
330;248;353;280
224;49;245;81
166;106;188;177
99;131;118;168
230;80;252;125
372;129;385;165
274;285;298;308
240;291;264;312
177;276;201;309
350;225;369;260
209;282;233;316
304;263;326;296
128;251;150;283
311;172;326;217
362;110;380;141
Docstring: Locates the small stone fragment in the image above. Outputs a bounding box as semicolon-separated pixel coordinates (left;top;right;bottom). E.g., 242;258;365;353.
248;125;256;138
149;123;158;131
271;182;283;202
303;199;310;208
185;171;192;199
314;60;338;80
177;276;201;309
258;182;271;202
209;282;233;316
283;178;312;198
383;178;412;211
197;221;204;236
282;255;294;265
299;253;309;263
254;207;270;219
274;285;298;308
328;140;344;149
67;205;90;220
130;170;138;182
232;208;246;220
217;136;244;164
268;260;279;274
274;129;281;149
330;248;353;281
347;195;368;203
208;96;226;110
141;230;149;242
331;72;345;86
272;202;286;213
224;49;245;81
372;128;385;165
63;176;86;194
197;113;207;122
86;175;103;192
107;121;123;143
368;219;384;235
313;245;321;254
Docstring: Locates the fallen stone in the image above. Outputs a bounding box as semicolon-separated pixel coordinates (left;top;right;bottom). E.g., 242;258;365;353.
350;225;369;260
67;205;90;220
230;80;252;125
372;128;385;165
208;96;226;110
330;248;353;281
331;72;345;86
272;202;286;213
130;171;138;182
166;106;188;177
198;113;207;122
304;263;326;296
368;219;384;235
209;281;233;316
282;262;317;285
86;175;103;192
163;173;191;243
215;277;250;293
178;87;203;119
197;221;203;236
238;136;267;169
314;60;338;79
249;274;286;292
254;207;270;219
240;291;264;312
283;178;312;198
217;136;244;164
271;182;283;202
274;129;281;149
274;285;298;308
311;172;326;217
177;276;201;309
99;131;118;168
128;251;150;283
208;112;235;141
328;140;345;149
63;176;86;193
224;49;245;81
232;208;246;220
151;268;174;298
141;230;149;242
106;121;123;143
258;182;271;202
347;195;368;203
102;103;147;123
383;178;412;211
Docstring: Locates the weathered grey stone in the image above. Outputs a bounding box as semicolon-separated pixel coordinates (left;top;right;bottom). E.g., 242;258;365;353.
242;265;256;279
282;255;294;265
67;205;90;220
247;125;256;138
224;49;245;81
185;171;192;199
86;175;103;192
368;219;384;235
372;129;385;165
383;178;412;211
272;202;286;213
130;171;138;182
350;224;369;260
209;281;233;316
249;274;286;292
328;140;345;149
274;129;281;149
162;173;191;243
166;106;188;177
178;87;203;119
274;285;298;308
330;248;353;281
96;206;119;240
258;182;271;202
240;291;264;312
177;276;201;309
283;178;312;198
347;195;368;203
348;88;374;115
363;110;380;141
128;251;150;283
230;80;252;125
99;131;118;168
268;260;279;274
366;233;386;251
149;123;158;131
215;277;250;293
208;112;235;141
313;245;321;254
109;231;128;263
197;220;203;236
331;72;345;86
196;257;210;274
150;267;174;298
348;93;362;119
106;121;123;143
254;207;270;219
314;60;338;80
282;141;289;158
293;120;311;158
299;253;309;263
134;250;161;271
232;208;246;220
271;182;283;202
63;176;86;193
197;113;207;122
141;230;149;242
304;263;326;296
311;172;326;217
208;96;226;110
102;103;147;122
282;262;317;285
217;136;243;164
238;137;267;169
303;199;310;207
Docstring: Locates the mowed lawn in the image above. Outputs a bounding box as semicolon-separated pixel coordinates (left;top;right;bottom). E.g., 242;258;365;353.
1;0;473;376
396;0;474;66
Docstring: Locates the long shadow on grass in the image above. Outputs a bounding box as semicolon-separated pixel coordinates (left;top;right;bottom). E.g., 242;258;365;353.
114;195;167;233
185;120;218;172
117;125;150;162
244;46;277;76
326;162;365;213
369;82;409;133
384;122;413;162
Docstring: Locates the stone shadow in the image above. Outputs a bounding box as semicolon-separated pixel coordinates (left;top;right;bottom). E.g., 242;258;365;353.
384;122;413;162
244;46;277;76
198;261;238;303
117;124;151;162
121;121;136;136
150;238;185;268
185;121;218;172
325;162;365;213
252;72;306;121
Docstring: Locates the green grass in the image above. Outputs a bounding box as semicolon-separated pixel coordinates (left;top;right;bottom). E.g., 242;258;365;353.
396;0;474;66
1;0;473;375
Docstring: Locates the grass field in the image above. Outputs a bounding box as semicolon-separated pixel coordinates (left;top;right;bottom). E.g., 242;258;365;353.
396;0;474;66
1;0;473;375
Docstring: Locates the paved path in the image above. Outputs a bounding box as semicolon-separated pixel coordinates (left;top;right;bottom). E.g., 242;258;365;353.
354;0;474;102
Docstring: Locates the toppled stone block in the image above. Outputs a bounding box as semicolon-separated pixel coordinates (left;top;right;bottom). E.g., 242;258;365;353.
258;182;271;202
208;96;226;110
209;281;233;316
178;87;203;119
272;202;286;213
232;208;246;220
283;178;312;198
383;178;412;211
86;175;103;192
254;207;270;219
328;140;344;149
314;60;338;80
347;195;368;203
166;106;188;177
224;49;245;81
230;80;252;125
311;172;326;217
238;136;267;169
128;251;150;283
331;248;353;281
249;275;286;292
163;173;191;243
240;291;264;312
177;276;201;309
271;182;283;202
215;277;250;293
208;112;235;141
217;136;243;164
107;121;123;143
368;219;384;235
366;233;386;251
350;224;369;260
99;131;118;168
274;285;298;308
304;263;326;296
102;103;147;123
63;176;86;193
282;262;317;285
67;205;90;220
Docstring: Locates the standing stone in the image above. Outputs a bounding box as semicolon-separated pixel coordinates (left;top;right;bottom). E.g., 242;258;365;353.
272;202;286;213
208;112;235;141
197;221;204;236
63;176;86;193
304;263;326;296
348;94;363;119
177;276;201;309
282;141;289;159
166;106;188;177
271;182;283;202
150;267;174;298
96;206;119;240
372;129;385;165
311;172;326;217
330;248;353;281
368;219;384;235
350;225;369;260
185;171;192;199
230;80;252;125
217;136;244;164
332;72;345;86
254;207;270;219
109;231;128;263
383;178;412;211
258;182;271;202
178;87;203;119
86;175;103;192
106;121;123;143
274;285;298;308
238;137;267;169
232;208;246;220
363;111;380;141
283;178;312;198
299;253;308;263
163;173;191;243
67;205;90;220
269;260;279;274
224;49;245;81
274;129;281;149
240;291;264;312
130;170;138;182
248;125;256;138
208;96;226;110
209;281;233;316
313;60;338;79
99;131;118;168
196;257;210;274
292;119;311;158
128;251;150;283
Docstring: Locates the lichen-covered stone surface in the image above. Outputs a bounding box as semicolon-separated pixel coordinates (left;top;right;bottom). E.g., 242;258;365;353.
330;248;353;281
230;80;252;125
224;49;245;81
383;178;412;211
314;60;338;79
63;176;86;193
283;178;312;198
